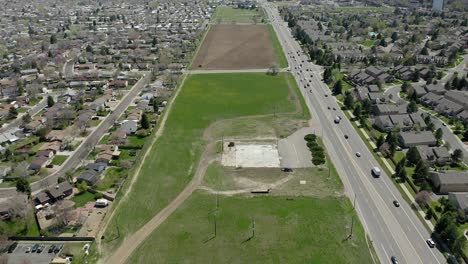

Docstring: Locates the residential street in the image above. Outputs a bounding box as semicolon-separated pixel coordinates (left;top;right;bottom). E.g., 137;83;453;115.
262;1;446;263
0;74;150;198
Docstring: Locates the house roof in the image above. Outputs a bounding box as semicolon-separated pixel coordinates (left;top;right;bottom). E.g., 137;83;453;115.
433;170;468;185
78;169;101;185
47;181;72;199
449;192;468;210
398;131;437;145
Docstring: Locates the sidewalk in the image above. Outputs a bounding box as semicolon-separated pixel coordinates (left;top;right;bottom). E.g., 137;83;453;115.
349;110;435;230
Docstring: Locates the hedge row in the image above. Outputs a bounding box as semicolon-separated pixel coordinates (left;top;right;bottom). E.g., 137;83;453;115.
304;134;325;165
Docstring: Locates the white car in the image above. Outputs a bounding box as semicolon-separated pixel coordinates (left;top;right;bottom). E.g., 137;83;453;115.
25;247;31;253
355;152;361;157
426;238;436;248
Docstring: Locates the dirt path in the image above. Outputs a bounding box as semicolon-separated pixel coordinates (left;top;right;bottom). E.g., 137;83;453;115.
96;74;188;259
101;74;307;264
198;172;295;196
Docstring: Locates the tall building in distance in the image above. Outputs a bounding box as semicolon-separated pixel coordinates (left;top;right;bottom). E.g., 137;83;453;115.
432;0;444;12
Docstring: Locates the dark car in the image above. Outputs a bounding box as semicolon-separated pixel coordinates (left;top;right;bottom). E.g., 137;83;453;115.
281;168;293;172
37;245;44;253
48;245;56;253
54;244;63;254
391;256;398;264
393;200;400;207
344;135;348;139
31;244;39;253
7;242;18;253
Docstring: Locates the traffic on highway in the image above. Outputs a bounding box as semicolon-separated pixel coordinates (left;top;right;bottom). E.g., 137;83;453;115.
261;1;447;263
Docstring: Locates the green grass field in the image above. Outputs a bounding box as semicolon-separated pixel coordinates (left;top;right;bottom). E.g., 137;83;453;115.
126;192;374;264
71;191;95;208
103;73;300;251
51;155;68;166
267;24;288;68
212;6;264;24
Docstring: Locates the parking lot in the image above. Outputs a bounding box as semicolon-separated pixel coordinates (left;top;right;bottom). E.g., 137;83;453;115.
6;243;62;264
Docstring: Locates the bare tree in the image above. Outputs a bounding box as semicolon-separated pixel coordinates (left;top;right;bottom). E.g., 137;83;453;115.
415;191;431;208
11;161;29;179
109;132;127;146
267;63;279;75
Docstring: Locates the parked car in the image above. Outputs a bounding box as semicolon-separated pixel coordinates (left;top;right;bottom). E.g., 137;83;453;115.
391;256;398;264
54;244;63;254
7;242;18;253
31;244;39;253
25;247;31;253
281;168;293;172
48;245;56;253
37;245;45;253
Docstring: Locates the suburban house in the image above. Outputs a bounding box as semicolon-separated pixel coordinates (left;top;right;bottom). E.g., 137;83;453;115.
120;120;138;135
33;181;73;205
416;146;451;166
448;192;468;220
397;131;437;148
432;171;468;194
46;130;66;142
76;163;107;186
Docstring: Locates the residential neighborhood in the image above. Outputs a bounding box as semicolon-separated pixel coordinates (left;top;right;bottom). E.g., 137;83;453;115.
0;0;467;264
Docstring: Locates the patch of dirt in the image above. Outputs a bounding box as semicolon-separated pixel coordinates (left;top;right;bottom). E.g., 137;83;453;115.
191;25;278;70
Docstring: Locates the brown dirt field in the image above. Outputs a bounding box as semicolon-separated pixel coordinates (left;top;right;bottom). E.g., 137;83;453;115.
191;25;278;70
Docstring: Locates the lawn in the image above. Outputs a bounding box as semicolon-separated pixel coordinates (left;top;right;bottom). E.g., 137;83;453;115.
127;192;374;264
51;155;68;166
0;210;40;237
212;6;263;24
95;167;127;191
103;73;300;252
361;40;376;47
126;135;146;148
267;24;288;68
70;191;95;208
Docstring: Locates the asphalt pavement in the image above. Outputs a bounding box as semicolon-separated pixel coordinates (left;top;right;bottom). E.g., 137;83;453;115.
261;1;446;263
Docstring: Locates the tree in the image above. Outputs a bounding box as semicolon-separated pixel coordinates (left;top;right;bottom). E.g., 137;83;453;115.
47;95;55;107
141;113;150;129
50;34;57;44
452;148;463;163
401;81;410;93
415;191;431;207
463;129;468;141
435;128;443;141
376;135;385;148
344;92;354;109
353;103;362;119
22;113;31;124
267;64;279;75
420;47;429;55
86;45;93;53
407;100;418;113
36;127;48;142
16;178;31;195
8;107;17;119
77;181;88;193
333;80;342;95
391;32;398;42
413;160;429;185
407;146;421;165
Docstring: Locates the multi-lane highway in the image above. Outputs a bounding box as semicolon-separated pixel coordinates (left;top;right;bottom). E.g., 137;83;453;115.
261;1;446;263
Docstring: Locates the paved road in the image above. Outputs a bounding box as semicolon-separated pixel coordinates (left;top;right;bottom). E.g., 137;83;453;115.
262;1;446;264
0;97;46;133
0;74;150;198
